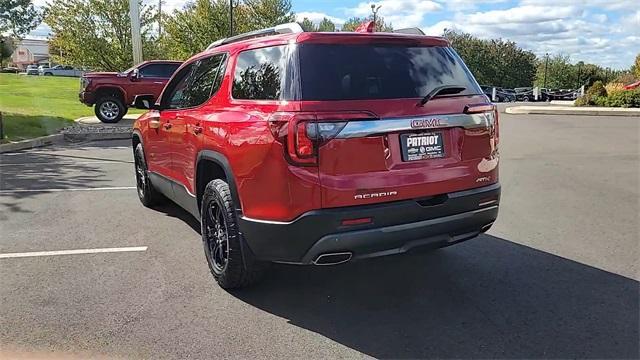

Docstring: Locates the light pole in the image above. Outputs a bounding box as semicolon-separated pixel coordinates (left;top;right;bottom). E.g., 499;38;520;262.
371;4;381;31
0;38;4;68
229;0;234;37
543;52;549;89
129;0;143;65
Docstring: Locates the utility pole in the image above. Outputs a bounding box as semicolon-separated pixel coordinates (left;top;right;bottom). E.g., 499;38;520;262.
158;0;162;39
129;0;143;65
0;38;4;68
229;0;234;37
543;52;549;89
370;4;381;31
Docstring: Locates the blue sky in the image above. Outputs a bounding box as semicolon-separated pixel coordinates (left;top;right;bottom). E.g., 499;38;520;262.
31;0;639;69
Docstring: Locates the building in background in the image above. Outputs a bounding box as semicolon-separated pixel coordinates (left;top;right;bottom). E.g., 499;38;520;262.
11;39;49;69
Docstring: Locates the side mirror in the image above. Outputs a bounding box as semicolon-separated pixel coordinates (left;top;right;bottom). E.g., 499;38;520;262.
132;95;158;110
130;68;140;81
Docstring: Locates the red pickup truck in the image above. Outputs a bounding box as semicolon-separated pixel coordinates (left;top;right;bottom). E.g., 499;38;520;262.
79;60;182;123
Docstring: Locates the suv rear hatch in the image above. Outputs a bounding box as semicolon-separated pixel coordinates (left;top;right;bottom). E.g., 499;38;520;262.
295;36;499;209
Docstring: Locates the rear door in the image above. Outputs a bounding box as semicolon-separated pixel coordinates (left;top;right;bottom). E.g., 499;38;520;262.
297;43;498;208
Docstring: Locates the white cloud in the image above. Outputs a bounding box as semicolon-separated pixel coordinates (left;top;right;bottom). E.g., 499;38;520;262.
296;12;345;25
464;5;582;25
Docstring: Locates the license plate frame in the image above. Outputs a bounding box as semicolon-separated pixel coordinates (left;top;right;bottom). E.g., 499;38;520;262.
400;132;445;161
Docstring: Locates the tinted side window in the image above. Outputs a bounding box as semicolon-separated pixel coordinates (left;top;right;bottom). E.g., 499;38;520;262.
140;63;180;78
162;64;195;109
232;46;286;100
182;54;227;108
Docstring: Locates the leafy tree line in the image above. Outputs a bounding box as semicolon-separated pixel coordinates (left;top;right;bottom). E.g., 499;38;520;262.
444;29;537;89
533;54;631;89
16;0;640;86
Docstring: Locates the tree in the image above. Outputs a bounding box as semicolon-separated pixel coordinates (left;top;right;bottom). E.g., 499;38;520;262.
341;16;392;32
444;29;536;88
243;0;294;30
316;17;335;32
162;0;295;60
1;36;13;66
45;0;159;71
0;0;41;39
299;17;315;32
632;54;640;79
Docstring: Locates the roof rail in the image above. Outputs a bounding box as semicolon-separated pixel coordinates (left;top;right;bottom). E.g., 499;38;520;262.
393;27;425;35
206;22;304;50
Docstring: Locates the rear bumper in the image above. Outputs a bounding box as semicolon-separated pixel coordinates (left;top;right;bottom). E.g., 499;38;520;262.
238;183;501;264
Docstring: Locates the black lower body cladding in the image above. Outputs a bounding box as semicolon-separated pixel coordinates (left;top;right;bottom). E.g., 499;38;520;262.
238;183;501;264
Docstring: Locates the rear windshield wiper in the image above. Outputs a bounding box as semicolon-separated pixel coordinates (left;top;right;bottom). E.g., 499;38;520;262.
417;85;467;107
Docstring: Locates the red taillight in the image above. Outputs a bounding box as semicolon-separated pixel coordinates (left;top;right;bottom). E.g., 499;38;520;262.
268;111;376;166
295;122;315;158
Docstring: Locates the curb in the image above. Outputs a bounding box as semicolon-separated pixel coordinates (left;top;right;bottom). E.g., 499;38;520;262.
63;132;132;142
0;132;132;154
0;134;64;154
506;106;640;116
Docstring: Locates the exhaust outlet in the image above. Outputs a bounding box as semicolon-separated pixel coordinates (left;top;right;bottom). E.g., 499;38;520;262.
313;252;352;265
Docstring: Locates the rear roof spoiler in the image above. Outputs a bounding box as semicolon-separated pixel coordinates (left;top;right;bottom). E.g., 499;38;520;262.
206;23;304;50
392;28;425;35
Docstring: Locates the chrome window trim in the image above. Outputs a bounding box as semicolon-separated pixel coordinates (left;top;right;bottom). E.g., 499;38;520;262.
335;113;493;139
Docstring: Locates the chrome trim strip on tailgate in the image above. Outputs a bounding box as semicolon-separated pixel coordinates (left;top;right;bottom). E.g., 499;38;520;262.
335;113;493;139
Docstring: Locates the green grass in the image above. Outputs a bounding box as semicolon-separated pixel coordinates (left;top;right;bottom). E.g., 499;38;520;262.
0;73;92;142
0;73;142;142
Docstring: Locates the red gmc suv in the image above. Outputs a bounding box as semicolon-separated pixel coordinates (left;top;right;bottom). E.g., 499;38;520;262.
132;23;501;289
79;60;182;123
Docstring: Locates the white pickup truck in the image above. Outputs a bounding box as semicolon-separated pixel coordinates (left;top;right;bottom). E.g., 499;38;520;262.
40;65;85;77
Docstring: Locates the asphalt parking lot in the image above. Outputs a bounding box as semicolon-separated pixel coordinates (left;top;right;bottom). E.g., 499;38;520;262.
1;106;638;359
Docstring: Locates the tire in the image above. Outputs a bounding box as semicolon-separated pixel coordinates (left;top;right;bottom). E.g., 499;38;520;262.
95;95;126;123
201;179;269;289
44;72;52;76
133;143;164;207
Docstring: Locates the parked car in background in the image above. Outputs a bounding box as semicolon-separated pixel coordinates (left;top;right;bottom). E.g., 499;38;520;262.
1;66;20;73
41;65;84;77
514;87;534;101
79;60;182;123
25;64;38;75
623;80;640;90
481;85;515;102
38;65;50;74
131;23;501;289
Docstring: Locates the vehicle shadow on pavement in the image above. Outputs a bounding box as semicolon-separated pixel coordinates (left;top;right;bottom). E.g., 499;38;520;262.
232;235;639;359
0;143;125;215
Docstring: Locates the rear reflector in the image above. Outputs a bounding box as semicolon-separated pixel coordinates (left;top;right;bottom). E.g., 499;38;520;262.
341;217;372;226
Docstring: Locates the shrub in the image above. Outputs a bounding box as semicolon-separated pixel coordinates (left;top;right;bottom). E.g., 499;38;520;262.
605;82;625;95
586;80;607;97
605;89;640;108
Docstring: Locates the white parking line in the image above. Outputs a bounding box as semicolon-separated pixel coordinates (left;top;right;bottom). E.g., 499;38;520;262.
0;186;136;194
0;246;148;259
0;160;133;166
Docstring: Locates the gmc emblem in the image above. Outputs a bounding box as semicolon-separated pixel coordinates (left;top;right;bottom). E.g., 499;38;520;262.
411;118;443;129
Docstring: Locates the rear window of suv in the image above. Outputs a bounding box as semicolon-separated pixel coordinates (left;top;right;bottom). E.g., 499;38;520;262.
298;44;481;101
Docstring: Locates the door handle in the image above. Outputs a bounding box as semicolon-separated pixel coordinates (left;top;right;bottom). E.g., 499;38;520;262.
163;122;172;130
193;125;203;135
